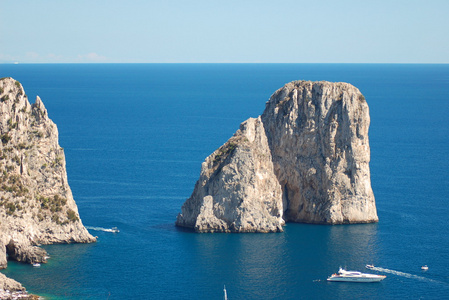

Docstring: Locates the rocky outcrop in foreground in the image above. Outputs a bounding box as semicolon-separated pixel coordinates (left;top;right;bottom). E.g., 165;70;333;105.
0;77;95;291
176;80;377;232
0;273;24;291
0;272;38;299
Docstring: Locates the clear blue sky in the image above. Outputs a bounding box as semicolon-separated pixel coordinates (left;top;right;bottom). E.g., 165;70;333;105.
1;0;448;63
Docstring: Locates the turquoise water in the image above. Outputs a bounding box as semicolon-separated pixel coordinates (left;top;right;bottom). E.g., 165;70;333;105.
1;64;449;299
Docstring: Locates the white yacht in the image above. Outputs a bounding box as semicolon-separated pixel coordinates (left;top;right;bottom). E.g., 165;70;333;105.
327;268;386;282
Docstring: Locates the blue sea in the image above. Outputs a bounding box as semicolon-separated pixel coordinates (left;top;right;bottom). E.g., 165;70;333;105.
1;64;449;299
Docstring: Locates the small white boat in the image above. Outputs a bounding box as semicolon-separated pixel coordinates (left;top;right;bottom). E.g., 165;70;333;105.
103;227;120;233
32;263;41;267
223;285;228;300
327;268;386;282
421;265;428;270
365;264;375;269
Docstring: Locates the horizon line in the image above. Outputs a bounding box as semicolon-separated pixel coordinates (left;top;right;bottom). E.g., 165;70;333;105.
1;62;448;65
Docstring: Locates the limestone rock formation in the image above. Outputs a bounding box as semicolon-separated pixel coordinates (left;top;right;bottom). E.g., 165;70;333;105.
0;77;95;287
262;81;377;224
176;80;377;232
176;117;284;232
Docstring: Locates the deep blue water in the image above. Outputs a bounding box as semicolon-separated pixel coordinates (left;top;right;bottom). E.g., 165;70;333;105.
1;64;449;299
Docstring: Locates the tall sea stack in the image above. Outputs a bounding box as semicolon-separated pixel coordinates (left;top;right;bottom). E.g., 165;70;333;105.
0;77;95;292
176;80;377;232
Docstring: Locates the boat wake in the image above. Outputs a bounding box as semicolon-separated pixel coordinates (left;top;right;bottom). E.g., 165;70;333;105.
86;226;120;233
370;266;442;285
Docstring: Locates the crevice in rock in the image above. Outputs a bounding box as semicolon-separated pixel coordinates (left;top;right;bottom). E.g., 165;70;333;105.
6;240;48;264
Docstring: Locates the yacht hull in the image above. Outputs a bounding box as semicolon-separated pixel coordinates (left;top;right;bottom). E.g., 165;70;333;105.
327;276;385;282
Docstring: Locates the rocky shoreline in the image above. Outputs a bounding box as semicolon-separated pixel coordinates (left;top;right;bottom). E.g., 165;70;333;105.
0;289;39;300
0;273;38;299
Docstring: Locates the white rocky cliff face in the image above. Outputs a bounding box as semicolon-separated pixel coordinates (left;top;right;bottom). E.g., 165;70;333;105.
0;78;95;290
176;80;377;232
262;81;377;224
176;117;284;232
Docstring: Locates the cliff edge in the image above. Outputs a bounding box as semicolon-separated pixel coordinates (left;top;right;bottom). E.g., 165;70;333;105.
176;80;377;232
0;78;95;290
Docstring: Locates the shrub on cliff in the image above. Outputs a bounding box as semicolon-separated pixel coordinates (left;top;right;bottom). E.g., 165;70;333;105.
67;209;79;222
